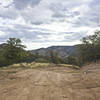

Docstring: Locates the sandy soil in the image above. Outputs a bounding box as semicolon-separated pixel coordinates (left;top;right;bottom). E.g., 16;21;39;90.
0;66;100;100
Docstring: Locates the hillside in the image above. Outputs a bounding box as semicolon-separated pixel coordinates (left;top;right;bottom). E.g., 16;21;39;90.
0;43;6;49
0;62;100;100
0;44;77;58
30;46;77;58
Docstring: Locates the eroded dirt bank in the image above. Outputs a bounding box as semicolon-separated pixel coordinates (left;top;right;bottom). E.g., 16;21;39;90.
0;66;100;100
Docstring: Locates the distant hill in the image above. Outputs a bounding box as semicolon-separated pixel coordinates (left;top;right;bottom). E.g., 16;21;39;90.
0;43;5;48
30;46;77;58
0;43;77;58
0;43;6;50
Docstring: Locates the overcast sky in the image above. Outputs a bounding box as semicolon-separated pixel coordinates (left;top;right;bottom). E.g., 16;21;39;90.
0;0;100;50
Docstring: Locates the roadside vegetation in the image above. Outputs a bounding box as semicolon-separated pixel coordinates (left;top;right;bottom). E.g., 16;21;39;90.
77;30;100;66
0;62;79;70
0;30;100;68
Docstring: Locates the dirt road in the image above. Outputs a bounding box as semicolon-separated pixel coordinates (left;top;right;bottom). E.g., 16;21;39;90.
0;66;100;100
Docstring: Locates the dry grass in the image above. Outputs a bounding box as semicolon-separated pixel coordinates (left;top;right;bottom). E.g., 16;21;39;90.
10;62;53;68
6;62;80;70
59;64;80;69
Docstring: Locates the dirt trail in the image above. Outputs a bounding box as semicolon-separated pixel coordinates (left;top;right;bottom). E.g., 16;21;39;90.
0;67;100;100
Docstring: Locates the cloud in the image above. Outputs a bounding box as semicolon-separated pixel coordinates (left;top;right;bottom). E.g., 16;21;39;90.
0;24;52;44
13;0;41;10
0;0;100;49
0;7;18;19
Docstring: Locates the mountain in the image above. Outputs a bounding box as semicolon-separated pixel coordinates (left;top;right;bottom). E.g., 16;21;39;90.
0;43;4;48
0;43;6;50
30;45;77;58
0;43;77;58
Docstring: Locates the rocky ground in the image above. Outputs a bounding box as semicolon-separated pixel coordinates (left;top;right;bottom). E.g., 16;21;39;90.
0;64;100;100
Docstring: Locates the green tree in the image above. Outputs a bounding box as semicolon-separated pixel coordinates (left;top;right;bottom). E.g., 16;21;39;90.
50;51;60;64
77;30;100;66
65;56;77;65
2;38;26;65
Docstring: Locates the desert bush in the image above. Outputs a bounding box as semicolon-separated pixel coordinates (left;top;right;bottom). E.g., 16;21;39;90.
0;38;26;67
77;30;100;66
35;58;50;63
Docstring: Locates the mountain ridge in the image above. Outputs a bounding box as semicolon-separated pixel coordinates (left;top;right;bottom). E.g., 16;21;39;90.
30;45;77;58
0;43;77;58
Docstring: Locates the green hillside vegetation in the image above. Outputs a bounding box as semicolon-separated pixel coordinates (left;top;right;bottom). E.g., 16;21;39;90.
77;30;100;66
0;30;100;68
0;38;28;67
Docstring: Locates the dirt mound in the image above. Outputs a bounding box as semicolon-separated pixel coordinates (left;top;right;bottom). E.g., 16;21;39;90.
81;61;100;73
0;66;100;100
